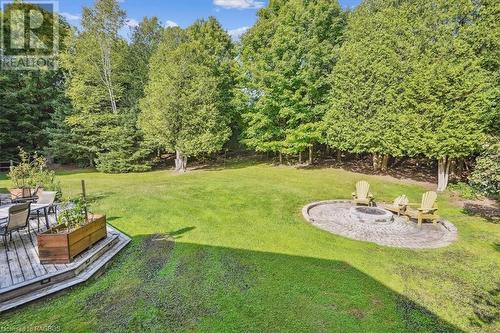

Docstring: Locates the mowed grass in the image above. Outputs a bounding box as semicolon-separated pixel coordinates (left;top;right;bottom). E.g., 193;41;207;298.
0;162;498;332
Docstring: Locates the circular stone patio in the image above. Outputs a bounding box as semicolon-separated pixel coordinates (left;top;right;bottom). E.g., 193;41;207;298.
302;200;457;249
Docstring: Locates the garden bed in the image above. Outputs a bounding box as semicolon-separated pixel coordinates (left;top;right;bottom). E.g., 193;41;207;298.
37;215;107;264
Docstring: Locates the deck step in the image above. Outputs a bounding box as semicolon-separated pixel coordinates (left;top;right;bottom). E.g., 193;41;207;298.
0;226;130;313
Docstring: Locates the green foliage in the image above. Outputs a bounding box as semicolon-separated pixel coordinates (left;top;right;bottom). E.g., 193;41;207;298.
57;197;90;231
470;138;500;197
124;16;163;106
325;0;495;162
0;10;72;160
140;18;236;164
57;0;151;172
95;113;152;173
448;182;478;200
240;0;346;155
7;149;61;193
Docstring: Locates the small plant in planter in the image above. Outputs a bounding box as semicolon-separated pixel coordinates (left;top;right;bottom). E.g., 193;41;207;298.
56;198;89;233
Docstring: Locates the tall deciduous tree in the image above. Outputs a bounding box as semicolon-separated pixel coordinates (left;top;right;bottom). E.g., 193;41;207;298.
240;0;345;163
57;0;151;171
124;16;163;108
139;18;235;172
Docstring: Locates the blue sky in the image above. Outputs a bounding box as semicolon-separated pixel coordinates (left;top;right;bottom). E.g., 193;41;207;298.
58;0;361;40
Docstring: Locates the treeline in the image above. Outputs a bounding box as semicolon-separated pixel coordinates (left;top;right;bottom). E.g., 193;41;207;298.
0;0;498;194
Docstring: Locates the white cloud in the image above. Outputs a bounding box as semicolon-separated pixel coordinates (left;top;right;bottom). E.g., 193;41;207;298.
165;20;179;28
60;12;81;21
125;18;139;28
228;26;249;41
214;0;264;9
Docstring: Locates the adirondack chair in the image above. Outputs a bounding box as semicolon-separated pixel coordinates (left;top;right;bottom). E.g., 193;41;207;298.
383;195;409;216
352;180;374;206
404;191;439;226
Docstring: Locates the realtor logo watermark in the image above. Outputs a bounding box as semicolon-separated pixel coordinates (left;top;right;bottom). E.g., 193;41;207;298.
1;0;59;70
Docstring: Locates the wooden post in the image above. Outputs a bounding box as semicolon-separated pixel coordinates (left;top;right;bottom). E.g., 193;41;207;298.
81;180;89;222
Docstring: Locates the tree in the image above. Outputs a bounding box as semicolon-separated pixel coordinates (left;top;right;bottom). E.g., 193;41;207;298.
124;16;163;107
469;137;500;197
463;0;500;136
57;0;151;171
398;0;494;191
325;0;495;189
140;18;236;172
240;0;345;163
324;0;422;171
0;7;71;160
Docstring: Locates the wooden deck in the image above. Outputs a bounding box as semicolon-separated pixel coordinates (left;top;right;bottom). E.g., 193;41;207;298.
0;212;130;312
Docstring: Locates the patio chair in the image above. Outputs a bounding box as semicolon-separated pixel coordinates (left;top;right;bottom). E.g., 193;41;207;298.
30;191;57;231
0;203;31;250
352;180;374;206
404;191;439;226
383;195;409;216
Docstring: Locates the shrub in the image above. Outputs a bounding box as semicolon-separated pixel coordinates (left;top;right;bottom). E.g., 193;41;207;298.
8;148;62;195
448;182;478;200
470;138;500;198
57;197;89;231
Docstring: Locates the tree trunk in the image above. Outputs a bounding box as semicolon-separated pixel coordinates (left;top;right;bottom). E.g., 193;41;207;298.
381;155;389;172
437;157;451;191
308;146;313;165
175;150;187;172
372;153;381;171
279;152;283;165
298;151;302;164
336;150;341;161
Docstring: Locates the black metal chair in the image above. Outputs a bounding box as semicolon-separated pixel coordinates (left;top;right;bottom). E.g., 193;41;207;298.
0;203;31;250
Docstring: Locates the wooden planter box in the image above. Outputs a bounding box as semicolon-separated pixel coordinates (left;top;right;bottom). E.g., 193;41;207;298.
37;215;107;264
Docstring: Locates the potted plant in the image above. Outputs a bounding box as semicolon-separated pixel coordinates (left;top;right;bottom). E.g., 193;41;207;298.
37;198;107;264
8;148;61;200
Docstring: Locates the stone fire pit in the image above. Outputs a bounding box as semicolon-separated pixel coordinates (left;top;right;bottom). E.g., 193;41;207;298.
302;200;457;249
349;206;393;223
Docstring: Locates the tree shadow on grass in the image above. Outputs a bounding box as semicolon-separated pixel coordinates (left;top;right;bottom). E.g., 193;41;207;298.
73;234;465;333
462;202;500;223
190;160;270;172
296;157;437;184
166;226;195;239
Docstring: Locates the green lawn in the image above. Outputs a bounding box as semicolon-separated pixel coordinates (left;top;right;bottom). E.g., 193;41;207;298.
1;162;498;332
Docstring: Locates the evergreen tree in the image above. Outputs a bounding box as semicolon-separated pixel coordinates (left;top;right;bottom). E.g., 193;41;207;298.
0;8;71;160
325;0;495;190
240;0;345;163
140;18;236;172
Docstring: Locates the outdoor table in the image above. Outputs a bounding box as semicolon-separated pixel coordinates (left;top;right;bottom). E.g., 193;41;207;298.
0;203;51;230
